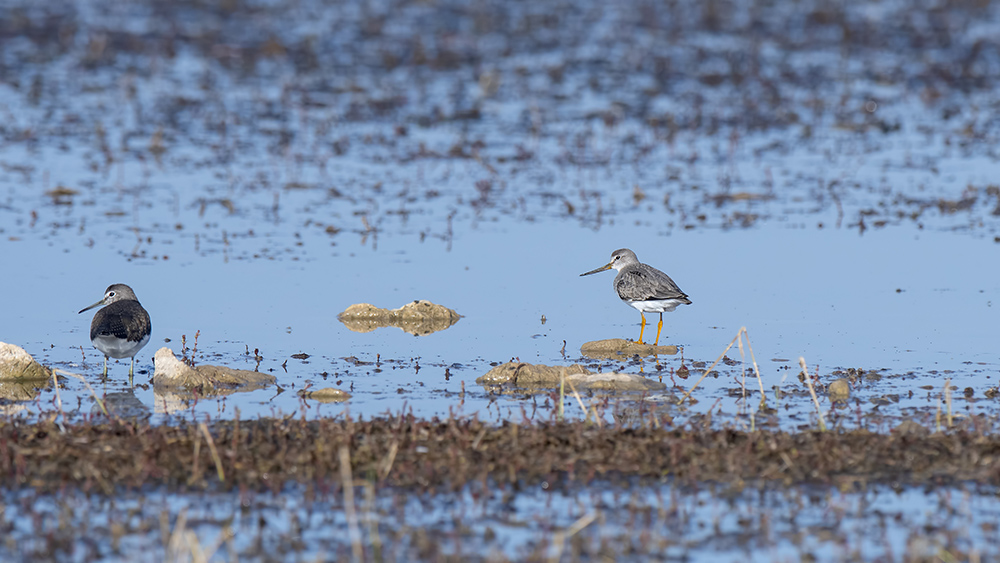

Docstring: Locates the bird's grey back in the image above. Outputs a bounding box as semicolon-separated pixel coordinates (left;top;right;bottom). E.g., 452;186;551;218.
614;262;691;303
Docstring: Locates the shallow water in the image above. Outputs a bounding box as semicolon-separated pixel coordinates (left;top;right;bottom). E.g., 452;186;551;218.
3;220;997;427
3;480;998;562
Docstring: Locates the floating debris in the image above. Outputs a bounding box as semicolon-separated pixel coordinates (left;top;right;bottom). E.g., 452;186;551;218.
44;185;78;204
338;300;461;336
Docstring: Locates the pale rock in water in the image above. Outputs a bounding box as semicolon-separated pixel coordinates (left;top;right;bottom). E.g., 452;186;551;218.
153;347;276;392
0;342;50;381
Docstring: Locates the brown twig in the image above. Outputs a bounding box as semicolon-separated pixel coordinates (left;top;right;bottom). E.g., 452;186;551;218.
199;423;225;482
53;368;109;417
339;445;364;562
678;331;741;404
799;357;827;432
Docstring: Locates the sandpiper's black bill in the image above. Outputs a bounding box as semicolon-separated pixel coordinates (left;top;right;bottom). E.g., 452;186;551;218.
580;263;613;276
78;300;105;314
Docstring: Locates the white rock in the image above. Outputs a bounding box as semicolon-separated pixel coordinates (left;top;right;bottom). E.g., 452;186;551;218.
153;347;276;392
0;342;49;381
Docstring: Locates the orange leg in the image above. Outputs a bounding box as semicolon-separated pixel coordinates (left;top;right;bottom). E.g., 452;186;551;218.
637;313;646;344
654;313;663;346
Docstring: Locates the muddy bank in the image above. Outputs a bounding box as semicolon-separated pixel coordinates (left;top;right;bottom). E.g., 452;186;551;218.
3;417;999;494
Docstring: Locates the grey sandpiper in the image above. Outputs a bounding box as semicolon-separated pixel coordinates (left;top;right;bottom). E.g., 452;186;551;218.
79;283;151;379
580;248;691;346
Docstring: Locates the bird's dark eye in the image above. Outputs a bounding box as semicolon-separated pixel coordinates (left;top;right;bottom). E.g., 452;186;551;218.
108;291;116;297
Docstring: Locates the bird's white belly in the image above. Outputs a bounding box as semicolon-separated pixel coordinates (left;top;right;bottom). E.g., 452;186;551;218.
92;334;149;359
626;299;685;313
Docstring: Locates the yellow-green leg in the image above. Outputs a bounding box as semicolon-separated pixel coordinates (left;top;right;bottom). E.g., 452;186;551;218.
102;356;109;377
637;313;647;344
654;313;664;346
129;357;135;387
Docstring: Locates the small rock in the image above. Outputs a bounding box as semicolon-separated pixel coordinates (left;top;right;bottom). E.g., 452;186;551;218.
153;347;276;392
827;378;850;401
298;388;351;403
580;338;678;359
0;342;50;381
477;361;666;392
338;300;461;336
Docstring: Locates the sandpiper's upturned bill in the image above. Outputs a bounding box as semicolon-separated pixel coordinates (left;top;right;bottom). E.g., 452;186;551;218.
79;283;151;379
580;248;691;346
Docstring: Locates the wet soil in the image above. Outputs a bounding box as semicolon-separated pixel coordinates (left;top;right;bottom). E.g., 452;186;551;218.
4;417;999;494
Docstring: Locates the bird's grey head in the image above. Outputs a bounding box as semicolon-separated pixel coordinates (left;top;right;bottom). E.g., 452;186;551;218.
580;248;642;277
102;284;139;303
608;248;639;271
79;283;140;314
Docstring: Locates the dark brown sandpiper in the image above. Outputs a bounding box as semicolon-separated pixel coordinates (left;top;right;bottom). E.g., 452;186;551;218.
79;283;151;380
